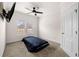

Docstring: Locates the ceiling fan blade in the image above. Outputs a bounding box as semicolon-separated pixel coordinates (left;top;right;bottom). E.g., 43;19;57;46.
36;11;43;14
36;7;39;10
25;8;32;11
25;12;33;14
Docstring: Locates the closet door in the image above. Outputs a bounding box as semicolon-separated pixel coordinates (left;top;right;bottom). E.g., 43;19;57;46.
62;8;73;56
62;3;78;57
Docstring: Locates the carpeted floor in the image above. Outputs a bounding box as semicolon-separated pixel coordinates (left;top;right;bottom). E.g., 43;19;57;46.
3;41;69;57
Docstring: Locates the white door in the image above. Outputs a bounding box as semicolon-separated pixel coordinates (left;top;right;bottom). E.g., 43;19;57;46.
0;3;6;56
72;4;78;57
62;3;78;57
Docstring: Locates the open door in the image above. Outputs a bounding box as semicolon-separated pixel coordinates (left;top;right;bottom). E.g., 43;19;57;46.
0;2;6;56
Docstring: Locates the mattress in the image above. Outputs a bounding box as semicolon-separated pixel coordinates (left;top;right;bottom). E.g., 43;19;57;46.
22;36;49;52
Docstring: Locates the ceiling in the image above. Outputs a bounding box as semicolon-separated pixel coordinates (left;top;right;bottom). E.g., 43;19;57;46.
3;2;43;13
3;2;61;16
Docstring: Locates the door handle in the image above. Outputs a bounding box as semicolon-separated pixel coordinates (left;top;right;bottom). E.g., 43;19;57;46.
75;31;77;34
74;9;77;13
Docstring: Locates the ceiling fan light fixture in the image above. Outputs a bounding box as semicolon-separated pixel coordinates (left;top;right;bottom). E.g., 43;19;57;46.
35;13;37;16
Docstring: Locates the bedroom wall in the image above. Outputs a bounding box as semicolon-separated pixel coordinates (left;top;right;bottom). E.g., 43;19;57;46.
6;11;39;43
39;2;61;43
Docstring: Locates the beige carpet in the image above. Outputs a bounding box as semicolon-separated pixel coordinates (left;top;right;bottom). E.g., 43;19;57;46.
3;41;69;57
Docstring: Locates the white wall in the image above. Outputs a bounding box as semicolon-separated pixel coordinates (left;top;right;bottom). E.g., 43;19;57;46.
6;11;38;43
39;2;61;43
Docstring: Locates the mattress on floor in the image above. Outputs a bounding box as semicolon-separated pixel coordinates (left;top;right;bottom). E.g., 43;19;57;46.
22;36;49;52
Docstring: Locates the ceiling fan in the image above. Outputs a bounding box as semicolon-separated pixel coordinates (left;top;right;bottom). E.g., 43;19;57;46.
25;7;43;16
